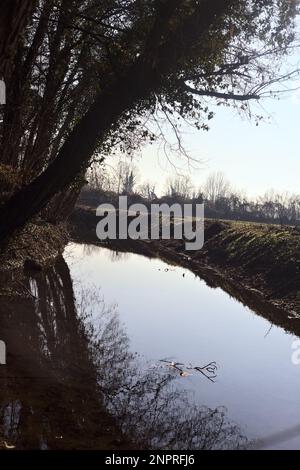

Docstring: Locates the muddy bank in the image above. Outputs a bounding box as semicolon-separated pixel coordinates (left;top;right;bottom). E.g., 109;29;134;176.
0;163;79;279
70;205;300;336
0;221;68;290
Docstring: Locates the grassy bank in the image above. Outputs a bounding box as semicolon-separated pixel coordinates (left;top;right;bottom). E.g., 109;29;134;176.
193;220;300;301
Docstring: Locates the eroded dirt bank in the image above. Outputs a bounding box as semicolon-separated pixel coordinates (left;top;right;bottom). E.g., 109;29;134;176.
0;221;68;297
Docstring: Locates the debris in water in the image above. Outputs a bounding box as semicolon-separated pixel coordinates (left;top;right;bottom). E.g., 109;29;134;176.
158;359;218;381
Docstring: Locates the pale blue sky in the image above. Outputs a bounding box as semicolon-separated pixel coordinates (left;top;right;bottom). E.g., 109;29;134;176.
137;48;300;198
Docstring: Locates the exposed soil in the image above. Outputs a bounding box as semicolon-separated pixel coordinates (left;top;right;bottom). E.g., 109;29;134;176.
0;222;68;270
0;163;69;279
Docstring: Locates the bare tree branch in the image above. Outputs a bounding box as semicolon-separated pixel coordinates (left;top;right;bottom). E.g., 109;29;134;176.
182;83;260;101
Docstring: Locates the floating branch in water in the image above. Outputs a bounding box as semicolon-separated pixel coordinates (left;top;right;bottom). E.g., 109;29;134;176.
158;359;218;382
187;361;218;383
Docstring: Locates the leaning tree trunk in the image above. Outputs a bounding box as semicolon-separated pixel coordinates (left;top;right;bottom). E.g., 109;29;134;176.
0;65;154;244
0;0;36;79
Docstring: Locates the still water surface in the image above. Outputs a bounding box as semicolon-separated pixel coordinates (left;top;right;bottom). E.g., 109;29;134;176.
65;243;300;450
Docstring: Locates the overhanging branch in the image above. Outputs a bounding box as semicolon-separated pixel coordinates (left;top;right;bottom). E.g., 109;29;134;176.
182;83;260;101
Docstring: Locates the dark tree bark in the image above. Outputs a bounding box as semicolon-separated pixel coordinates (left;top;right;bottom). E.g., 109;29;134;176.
0;0;36;79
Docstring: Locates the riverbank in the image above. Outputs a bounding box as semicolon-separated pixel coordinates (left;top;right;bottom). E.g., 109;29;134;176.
0;220;68;282
70;205;300;332
0;163;72;277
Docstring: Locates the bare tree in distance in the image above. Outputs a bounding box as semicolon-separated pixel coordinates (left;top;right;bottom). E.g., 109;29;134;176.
87;159;139;195
203;172;232;203
138;182;157;201
165;175;194;200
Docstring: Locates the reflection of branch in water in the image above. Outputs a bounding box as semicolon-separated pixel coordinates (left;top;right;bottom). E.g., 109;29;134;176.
82;243;131;263
108;250;131;263
264;323;273;339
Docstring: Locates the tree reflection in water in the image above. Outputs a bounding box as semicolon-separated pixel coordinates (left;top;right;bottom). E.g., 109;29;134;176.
0;257;248;450
82;243;131;263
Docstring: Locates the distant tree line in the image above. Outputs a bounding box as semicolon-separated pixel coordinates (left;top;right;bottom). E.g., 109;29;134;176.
87;166;300;226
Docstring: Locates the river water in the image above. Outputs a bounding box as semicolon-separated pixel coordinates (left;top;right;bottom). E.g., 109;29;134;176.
0;241;300;449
